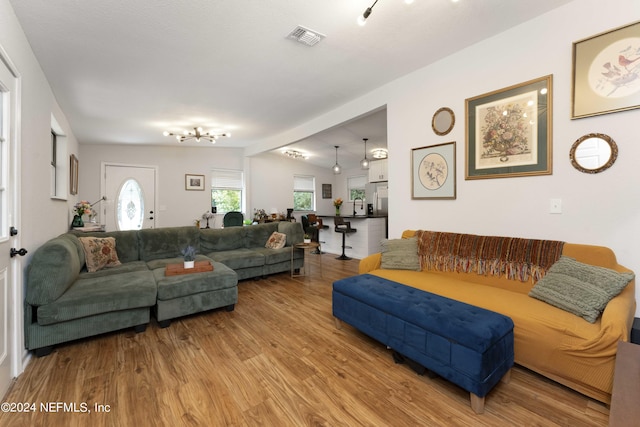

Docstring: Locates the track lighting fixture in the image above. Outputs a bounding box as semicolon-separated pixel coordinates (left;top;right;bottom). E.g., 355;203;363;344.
360;138;370;170
332;145;342;174
358;0;416;26
163;127;231;144
357;0;378;26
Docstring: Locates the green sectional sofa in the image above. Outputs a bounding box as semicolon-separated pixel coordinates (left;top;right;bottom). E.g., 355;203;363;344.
25;221;304;356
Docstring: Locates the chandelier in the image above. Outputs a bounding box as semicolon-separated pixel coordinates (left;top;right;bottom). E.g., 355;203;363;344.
283;149;308;159
163;127;231;144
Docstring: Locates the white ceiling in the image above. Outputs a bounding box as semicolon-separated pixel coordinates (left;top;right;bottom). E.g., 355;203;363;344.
10;0;572;169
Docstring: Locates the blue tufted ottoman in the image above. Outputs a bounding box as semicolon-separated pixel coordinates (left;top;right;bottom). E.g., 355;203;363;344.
332;274;514;414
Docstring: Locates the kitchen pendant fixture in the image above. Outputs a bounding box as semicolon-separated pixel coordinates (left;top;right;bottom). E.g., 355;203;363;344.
360;138;370;170
332;145;342;175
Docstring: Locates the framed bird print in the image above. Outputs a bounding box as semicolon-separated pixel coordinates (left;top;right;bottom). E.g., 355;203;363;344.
572;20;640;119
411;142;456;199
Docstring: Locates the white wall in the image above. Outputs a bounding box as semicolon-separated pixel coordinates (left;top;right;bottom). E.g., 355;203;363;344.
386;1;640;254
0;0;81;250
247;0;640;314
0;0;82;373
78;144;244;228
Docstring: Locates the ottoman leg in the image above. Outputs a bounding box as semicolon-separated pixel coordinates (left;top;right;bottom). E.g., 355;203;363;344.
334;317;342;329
501;369;512;384
470;393;485;414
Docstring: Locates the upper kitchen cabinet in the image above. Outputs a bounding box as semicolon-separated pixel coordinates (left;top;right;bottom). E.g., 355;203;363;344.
369;159;388;182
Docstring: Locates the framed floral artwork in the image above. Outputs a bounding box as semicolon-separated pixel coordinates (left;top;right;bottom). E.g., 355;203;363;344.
185;174;205;191
465;75;552;180
572;20;640;119
411;142;456;199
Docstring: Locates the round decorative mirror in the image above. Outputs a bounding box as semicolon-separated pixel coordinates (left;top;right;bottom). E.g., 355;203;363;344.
432;107;455;136
569;133;618;174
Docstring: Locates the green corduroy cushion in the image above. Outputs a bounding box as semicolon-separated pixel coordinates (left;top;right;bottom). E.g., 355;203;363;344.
26;238;81;306
380;237;421;271
529;256;634;323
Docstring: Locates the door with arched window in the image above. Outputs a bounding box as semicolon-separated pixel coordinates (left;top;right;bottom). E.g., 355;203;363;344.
103;164;156;231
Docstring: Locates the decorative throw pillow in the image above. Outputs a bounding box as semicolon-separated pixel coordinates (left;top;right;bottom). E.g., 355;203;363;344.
265;232;286;249
380;237;420;271
78;237;122;273
529;256;634;323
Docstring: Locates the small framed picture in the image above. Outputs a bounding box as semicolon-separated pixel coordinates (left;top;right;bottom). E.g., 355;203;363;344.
70;154;79;195
411;142;456;200
185;174;205;191
572;20;640;119
322;184;332;199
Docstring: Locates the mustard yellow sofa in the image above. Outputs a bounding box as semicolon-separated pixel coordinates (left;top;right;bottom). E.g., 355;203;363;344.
358;230;636;404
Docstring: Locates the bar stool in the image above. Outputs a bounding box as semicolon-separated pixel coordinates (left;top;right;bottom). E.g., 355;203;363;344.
334;216;357;260
308;214;327;254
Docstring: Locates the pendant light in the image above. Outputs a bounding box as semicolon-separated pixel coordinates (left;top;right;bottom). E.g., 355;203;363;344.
360;138;370;170
332;145;342;174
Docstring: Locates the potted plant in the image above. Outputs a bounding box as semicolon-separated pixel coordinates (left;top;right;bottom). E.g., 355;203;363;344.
304;234;312;244
181;245;197;269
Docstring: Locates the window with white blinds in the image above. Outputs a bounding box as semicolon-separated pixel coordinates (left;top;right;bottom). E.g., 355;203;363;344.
293;175;315;211
211;169;244;214
211;169;243;189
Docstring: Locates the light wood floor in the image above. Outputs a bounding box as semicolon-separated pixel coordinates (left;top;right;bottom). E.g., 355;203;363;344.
1;253;609;427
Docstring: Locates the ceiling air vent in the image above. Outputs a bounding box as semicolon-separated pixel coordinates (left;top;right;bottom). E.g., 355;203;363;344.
287;25;326;47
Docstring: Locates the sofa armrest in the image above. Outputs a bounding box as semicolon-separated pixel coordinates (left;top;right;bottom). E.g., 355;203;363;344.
601;278;636;342
359;253;382;274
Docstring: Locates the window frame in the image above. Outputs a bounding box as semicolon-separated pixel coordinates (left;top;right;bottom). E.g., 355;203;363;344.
293;175;315;211
211;169;244;214
347;175;367;201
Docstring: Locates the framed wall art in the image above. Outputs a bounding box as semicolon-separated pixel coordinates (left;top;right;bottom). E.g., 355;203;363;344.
411;142;456;200
572;20;640;119
185;174;205;191
70;154;79;195
465;75;552;180
322;183;332;199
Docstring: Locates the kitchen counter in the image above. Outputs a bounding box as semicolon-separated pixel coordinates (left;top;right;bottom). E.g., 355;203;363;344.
317;215;388;259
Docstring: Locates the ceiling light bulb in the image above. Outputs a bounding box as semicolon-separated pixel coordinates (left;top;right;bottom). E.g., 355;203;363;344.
357;7;372;26
162;131;169;136
405;0;415;4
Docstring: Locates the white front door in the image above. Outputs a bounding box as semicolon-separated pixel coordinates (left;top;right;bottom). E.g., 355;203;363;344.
103;164;157;231
0;54;20;397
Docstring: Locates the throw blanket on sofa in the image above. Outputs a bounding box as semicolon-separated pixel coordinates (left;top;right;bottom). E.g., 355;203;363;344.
415;230;564;282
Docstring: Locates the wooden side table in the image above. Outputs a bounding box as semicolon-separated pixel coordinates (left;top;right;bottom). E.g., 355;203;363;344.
609;341;640;426
291;242;322;278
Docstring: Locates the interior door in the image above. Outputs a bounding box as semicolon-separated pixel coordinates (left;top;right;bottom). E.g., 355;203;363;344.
103;164;156;231
0;54;19;397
